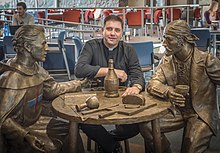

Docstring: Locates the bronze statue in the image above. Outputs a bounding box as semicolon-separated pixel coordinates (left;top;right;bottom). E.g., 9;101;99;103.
139;20;220;153
0;25;85;153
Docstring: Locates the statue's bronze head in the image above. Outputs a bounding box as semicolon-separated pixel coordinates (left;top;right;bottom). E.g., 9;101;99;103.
12;25;45;53
164;20;198;44
12;25;48;62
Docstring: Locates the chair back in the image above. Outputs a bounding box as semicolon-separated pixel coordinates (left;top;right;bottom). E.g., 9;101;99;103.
3;36;16;59
191;28;210;51
129;41;154;72
58;31;65;49
126;10;146;26
44;30;72;80
145;8;151;20
166;8;182;20
93;9;102;20
103;10;113;19
194;7;201;19
154;9;163;24
85;9;94;23
63;9;81;22
37;11;45;24
72;36;83;61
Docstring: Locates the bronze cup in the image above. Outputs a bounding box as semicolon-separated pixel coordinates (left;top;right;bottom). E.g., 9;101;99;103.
175;85;189;96
175;85;189;107
75;96;99;112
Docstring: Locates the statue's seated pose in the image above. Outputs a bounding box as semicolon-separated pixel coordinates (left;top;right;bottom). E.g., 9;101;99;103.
0;25;85;153
140;20;220;153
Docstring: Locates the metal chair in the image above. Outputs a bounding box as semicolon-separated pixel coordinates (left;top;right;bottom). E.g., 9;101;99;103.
84;9;94;24
191;28;211;51
37;11;45;24
193;7;202;27
72;36;83;63
58;31;71;80
166;8;182;23
63;9;81;23
3;36;16;59
129;41;154;74
103;9;113;19
85;9;101;24
126;10;146;36
145;9;163;40
44;31;71;80
129;41;154;81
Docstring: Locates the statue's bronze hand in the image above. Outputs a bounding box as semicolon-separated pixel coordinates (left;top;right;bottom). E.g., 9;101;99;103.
167;90;185;107
80;78;89;87
25;133;45;152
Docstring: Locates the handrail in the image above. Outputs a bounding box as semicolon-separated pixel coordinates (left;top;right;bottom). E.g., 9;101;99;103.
37;24;96;33
0;4;209;11
37;24;96;42
0;13;13;17
37;18;102;28
0;19;12;23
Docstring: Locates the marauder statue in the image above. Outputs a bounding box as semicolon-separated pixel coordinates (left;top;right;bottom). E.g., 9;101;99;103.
140;20;220;153
0;25;85;153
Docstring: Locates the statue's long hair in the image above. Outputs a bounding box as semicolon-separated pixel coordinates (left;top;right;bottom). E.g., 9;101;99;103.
164;20;199;45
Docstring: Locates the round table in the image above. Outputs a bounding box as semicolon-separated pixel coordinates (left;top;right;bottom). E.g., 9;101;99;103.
52;90;170;153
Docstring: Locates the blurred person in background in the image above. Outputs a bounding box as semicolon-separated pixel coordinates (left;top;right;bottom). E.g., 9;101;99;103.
12;2;34;25
204;1;219;28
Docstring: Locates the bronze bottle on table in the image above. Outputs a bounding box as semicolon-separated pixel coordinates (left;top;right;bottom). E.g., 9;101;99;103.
104;59;119;98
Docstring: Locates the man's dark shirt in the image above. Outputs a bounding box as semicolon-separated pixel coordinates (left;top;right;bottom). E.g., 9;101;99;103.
75;39;145;88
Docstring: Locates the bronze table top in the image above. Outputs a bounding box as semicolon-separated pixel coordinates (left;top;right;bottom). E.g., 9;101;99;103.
52;90;171;153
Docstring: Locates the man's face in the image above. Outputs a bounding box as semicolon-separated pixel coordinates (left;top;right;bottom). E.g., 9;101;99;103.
102;20;123;48
16;5;26;16
30;33;48;62
162;33;182;56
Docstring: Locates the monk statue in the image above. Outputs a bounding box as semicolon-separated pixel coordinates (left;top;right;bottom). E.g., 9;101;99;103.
0;25;85;153
139;20;220;153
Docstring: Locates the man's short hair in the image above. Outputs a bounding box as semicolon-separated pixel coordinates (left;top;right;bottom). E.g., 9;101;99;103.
17;2;27;10
104;15;123;29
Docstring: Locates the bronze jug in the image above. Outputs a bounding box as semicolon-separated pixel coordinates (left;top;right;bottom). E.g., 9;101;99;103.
104;59;119;98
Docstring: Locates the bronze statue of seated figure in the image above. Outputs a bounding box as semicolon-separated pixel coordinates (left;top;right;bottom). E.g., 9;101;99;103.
0;25;86;153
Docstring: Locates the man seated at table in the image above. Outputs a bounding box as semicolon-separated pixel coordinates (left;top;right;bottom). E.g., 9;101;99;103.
12;2;34;25
74;15;145;153
140;20;220;153
0;25;86;153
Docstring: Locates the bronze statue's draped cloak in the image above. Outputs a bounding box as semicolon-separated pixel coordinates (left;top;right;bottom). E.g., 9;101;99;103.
147;48;220;135
0;59;81;153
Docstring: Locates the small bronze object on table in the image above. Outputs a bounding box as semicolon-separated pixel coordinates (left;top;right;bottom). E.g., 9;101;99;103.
75;96;99;112
122;94;145;106
104;59;119;98
98;103;157;118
